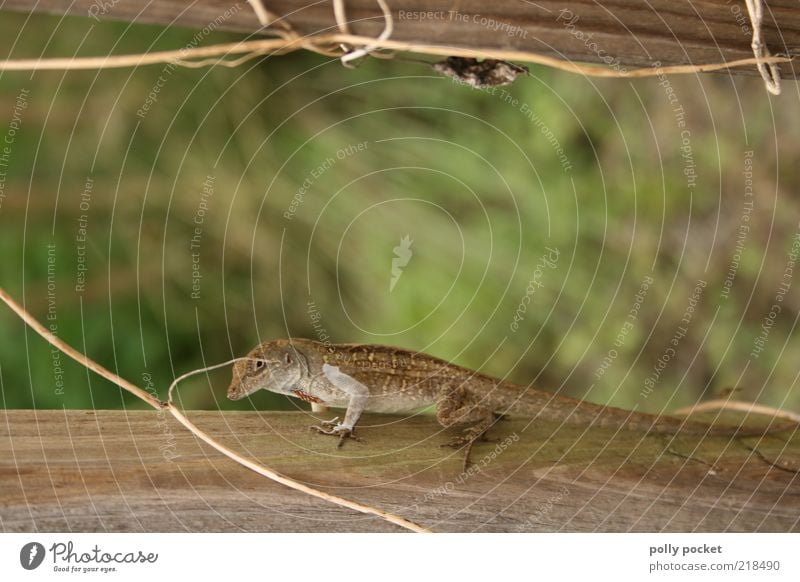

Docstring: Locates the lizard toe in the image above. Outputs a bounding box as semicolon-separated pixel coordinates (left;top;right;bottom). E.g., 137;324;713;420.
319;416;340;428
442;436;470;449
310;424;363;446
336;429;363;447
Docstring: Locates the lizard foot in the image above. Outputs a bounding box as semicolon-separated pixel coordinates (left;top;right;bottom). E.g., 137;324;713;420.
441;436;470;449
440;436;481;472
317;416;340;428
442;424;494;471
310;423;363;447
442;431;493;450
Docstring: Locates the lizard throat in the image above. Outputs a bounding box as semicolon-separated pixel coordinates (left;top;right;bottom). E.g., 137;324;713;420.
292;389;324;405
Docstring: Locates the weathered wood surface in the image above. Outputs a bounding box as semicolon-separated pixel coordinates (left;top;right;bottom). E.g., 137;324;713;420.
2;1;799;77
1;409;798;532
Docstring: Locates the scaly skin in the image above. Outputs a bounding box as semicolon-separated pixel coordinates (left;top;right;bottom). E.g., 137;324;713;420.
227;338;790;454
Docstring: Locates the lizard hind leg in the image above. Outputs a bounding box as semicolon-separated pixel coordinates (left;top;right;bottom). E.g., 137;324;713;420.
436;385;496;470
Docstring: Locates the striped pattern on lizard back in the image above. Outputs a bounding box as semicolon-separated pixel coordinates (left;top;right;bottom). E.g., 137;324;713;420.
316;341;732;435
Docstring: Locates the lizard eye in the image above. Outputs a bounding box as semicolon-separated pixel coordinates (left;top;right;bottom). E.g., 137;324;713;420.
284;353;292;365
254;360;265;371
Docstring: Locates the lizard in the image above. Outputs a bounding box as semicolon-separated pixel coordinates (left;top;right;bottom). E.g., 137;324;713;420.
227;338;796;464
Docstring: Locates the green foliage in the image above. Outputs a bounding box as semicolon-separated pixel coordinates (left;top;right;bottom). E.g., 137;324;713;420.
1;14;799;415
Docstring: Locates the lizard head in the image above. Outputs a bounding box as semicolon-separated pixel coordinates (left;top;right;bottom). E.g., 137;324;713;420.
227;339;306;401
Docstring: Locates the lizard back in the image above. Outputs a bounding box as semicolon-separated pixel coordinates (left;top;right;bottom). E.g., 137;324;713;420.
293;339;784;436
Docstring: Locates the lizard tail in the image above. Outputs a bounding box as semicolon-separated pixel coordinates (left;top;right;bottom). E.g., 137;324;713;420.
488;383;798;437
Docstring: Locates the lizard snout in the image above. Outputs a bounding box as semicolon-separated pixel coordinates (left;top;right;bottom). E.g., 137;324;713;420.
227;374;246;401
227;381;247;400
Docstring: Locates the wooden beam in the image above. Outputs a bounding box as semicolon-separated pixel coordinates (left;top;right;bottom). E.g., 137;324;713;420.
1;410;798;532
1;1;799;77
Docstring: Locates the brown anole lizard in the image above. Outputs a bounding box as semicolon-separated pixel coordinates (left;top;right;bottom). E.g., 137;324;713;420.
228;338;794;463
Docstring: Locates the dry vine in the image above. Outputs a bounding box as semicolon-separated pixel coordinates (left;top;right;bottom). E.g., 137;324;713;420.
0;32;791;80
675;399;800;424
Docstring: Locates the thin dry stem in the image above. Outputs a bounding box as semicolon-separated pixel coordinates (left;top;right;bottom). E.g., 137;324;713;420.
0;288;162;409
247;0;273;27
0;33;790;78
745;0;782;94
245;0;294;33
675;399;800;424
332;0;351;35
0;286;429;533
336;0;394;66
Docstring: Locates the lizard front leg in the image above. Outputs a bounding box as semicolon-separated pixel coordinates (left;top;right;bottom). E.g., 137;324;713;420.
310;363;369;447
436;384;496;470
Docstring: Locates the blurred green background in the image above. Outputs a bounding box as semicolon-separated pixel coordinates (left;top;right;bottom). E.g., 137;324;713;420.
1;12;799;417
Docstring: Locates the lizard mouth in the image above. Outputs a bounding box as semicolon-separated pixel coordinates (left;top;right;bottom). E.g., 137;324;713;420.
227;383;246;401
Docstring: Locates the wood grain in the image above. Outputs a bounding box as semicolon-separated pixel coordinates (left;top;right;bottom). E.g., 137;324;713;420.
1;409;798;532
1;1;799;77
